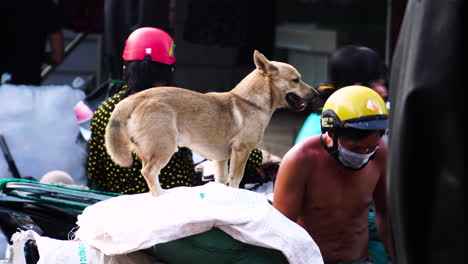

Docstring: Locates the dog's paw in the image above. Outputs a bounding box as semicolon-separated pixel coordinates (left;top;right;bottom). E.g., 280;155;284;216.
149;187;167;197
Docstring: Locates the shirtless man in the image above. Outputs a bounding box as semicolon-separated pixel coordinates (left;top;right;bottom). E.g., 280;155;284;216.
274;85;392;263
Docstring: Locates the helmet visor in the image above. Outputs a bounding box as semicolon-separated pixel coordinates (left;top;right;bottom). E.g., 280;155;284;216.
343;115;388;130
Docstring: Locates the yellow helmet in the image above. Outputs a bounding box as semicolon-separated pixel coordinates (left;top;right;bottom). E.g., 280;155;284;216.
321;85;388;132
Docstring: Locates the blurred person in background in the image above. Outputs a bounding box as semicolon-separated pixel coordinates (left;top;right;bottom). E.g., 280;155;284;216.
0;0;64;85
295;45;389;145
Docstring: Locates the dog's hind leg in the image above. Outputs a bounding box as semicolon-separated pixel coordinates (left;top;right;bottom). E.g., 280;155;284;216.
213;160;229;185
140;143;175;196
134;111;178;197
141;162;166;196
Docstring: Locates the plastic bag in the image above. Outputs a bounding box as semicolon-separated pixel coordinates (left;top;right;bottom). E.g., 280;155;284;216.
0;84;88;185
75;182;323;264
6;230;160;264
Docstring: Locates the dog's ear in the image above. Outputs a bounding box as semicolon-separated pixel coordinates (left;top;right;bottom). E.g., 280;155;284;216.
254;50;278;76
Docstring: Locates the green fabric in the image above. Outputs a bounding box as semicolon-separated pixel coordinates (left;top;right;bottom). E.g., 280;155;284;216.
0;178;115;195
143;227;288;264
368;210;388;264
0;178;118;210
369;240;388;264
108;77;124;83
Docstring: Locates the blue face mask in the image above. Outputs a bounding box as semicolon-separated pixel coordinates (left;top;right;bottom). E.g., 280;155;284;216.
337;146;378;169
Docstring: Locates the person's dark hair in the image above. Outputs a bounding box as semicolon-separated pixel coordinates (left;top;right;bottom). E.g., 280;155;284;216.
306;45;387;114
328;45;386;89
123;57;174;94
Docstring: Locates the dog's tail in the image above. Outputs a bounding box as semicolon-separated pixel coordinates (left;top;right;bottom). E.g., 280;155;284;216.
105;96;139;167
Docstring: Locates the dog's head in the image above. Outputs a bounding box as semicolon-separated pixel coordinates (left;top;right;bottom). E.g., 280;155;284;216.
253;50;318;111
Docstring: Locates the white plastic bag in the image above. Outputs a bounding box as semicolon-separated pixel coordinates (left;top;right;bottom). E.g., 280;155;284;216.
75;182;323;264
6;230;161;264
0;84;88;185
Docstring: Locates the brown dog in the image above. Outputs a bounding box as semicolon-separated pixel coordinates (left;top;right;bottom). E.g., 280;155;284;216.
105;50;318;196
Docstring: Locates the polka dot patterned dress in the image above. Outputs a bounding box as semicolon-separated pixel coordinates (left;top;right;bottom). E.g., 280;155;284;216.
87;87;263;194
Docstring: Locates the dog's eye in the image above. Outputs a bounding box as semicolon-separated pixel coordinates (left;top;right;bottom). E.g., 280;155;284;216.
292;78;300;83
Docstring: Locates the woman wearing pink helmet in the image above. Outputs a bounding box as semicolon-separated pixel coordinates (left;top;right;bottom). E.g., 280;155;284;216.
87;27;265;194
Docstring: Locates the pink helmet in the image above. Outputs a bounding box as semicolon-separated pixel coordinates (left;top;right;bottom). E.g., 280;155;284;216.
122;27;176;65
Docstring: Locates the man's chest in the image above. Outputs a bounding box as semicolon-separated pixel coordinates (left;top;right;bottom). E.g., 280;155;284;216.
306;163;380;211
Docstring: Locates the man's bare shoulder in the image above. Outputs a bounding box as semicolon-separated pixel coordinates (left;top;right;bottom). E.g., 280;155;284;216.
284;134;324;165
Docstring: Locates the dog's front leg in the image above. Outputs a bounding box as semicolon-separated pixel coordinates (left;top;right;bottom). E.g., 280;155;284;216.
227;149;251;188
213;160;229;184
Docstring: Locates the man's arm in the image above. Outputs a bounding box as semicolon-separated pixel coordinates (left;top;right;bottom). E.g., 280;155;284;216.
273;146;309;222
373;141;393;259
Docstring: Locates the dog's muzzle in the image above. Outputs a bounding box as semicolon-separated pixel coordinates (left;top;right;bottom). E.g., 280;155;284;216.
286;93;307;111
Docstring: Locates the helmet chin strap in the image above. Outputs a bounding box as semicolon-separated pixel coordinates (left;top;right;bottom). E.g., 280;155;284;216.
320;133;339;158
